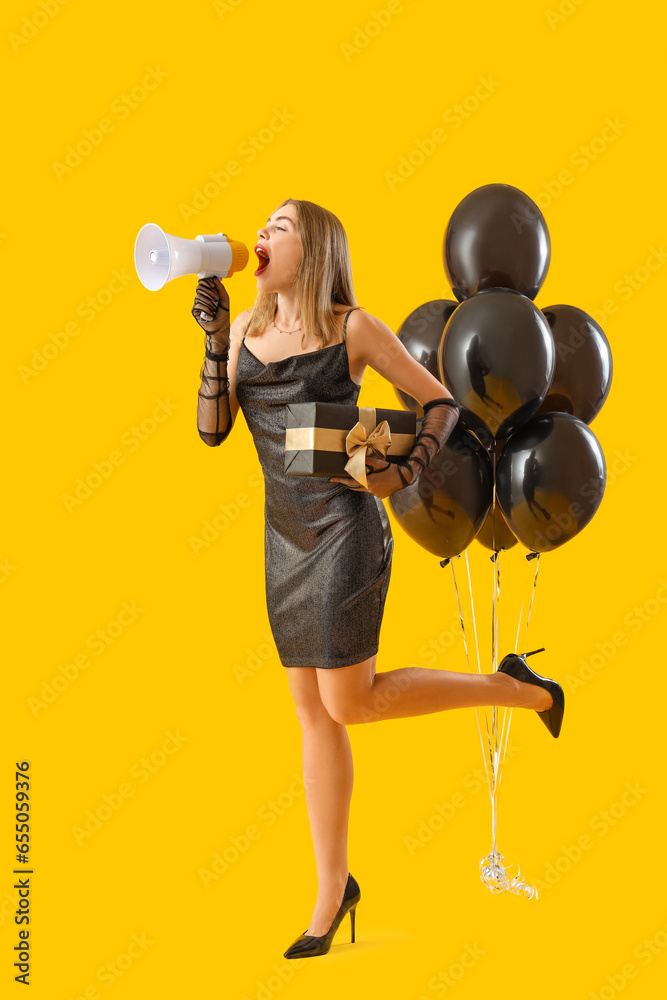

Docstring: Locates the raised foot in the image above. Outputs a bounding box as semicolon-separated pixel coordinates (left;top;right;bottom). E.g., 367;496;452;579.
496;671;553;711
306;881;349;937
519;680;553;712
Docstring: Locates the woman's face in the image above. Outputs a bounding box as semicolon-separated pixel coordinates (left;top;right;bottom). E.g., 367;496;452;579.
254;203;302;291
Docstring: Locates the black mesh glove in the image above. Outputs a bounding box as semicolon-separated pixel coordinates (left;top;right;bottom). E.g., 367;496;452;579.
193;277;232;447
396;396;461;487
330;397;460;498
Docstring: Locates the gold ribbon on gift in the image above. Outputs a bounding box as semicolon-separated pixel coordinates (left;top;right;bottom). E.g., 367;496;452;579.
284;406;415;478
344;407;392;488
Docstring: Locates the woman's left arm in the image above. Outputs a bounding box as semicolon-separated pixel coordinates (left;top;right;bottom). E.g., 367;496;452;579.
349;309;455;406
330;310;460;499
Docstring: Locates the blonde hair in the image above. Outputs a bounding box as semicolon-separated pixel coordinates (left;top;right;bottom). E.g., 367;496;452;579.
245;198;363;350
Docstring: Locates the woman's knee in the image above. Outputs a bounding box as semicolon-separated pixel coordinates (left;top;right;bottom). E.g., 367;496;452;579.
321;696;364;726
316;659;375;725
286;667;336;727
296;696;337;728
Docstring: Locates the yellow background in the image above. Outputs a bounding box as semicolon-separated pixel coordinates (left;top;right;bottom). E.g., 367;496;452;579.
3;0;665;996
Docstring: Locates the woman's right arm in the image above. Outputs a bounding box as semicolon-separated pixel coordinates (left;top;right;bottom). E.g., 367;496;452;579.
192;276;250;447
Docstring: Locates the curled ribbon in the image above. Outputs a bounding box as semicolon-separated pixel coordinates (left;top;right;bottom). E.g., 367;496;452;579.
479;849;538;900
344;419;392;488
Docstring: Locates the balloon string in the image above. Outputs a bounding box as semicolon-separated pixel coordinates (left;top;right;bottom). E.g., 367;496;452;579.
490;532;497;851
450;555;494;808
495;549;513;796
464;549;495;797
464;548;496;806
514;603;523;654
449;556;470;665
525;552;540;639
491;541;502;853
500;551;543;784
465;548;483;675
490;447;502;853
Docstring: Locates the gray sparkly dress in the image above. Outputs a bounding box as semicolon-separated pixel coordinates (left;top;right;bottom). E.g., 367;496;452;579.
235;308;393;668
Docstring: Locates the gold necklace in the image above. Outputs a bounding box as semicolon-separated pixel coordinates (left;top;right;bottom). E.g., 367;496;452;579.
272;320;302;335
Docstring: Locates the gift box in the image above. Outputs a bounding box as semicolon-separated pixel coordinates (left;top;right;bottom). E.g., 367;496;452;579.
284;401;417;485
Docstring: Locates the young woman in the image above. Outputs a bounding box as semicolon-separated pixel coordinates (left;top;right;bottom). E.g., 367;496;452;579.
192;198;562;959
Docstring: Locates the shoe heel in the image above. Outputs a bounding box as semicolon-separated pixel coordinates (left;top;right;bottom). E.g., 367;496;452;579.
498;649;564;739
283;873;360;959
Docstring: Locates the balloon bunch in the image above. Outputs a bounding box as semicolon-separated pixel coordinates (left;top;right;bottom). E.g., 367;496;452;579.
391;182;610;557
389;183;611;897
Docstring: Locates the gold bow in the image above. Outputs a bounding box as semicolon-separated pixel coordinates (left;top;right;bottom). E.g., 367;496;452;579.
344;419;392;487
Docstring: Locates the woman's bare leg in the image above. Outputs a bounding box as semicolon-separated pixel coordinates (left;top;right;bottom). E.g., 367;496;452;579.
283;659;552;935
285;666;353;937
316;655;553;726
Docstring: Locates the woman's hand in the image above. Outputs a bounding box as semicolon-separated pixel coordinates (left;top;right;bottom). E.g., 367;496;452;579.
329;454;410;499
191;276;231;346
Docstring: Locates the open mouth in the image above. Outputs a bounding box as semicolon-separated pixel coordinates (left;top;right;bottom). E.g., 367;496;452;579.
254;246;270;276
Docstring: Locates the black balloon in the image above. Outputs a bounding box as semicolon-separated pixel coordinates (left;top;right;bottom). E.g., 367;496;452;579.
439;288;555;440
496;413;606;553
444;183;551;301
476;504;518;551
389;423;493;559
536;304;613;423
393;299;458;416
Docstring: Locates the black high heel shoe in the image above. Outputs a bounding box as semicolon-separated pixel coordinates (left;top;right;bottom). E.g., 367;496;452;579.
283;872;360;959
497;648;565;738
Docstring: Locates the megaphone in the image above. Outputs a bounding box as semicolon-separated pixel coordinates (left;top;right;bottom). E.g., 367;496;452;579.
134;223;249;291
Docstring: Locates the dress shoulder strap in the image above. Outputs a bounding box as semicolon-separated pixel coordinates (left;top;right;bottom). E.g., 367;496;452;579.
242;319;251;341
342;306;360;340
